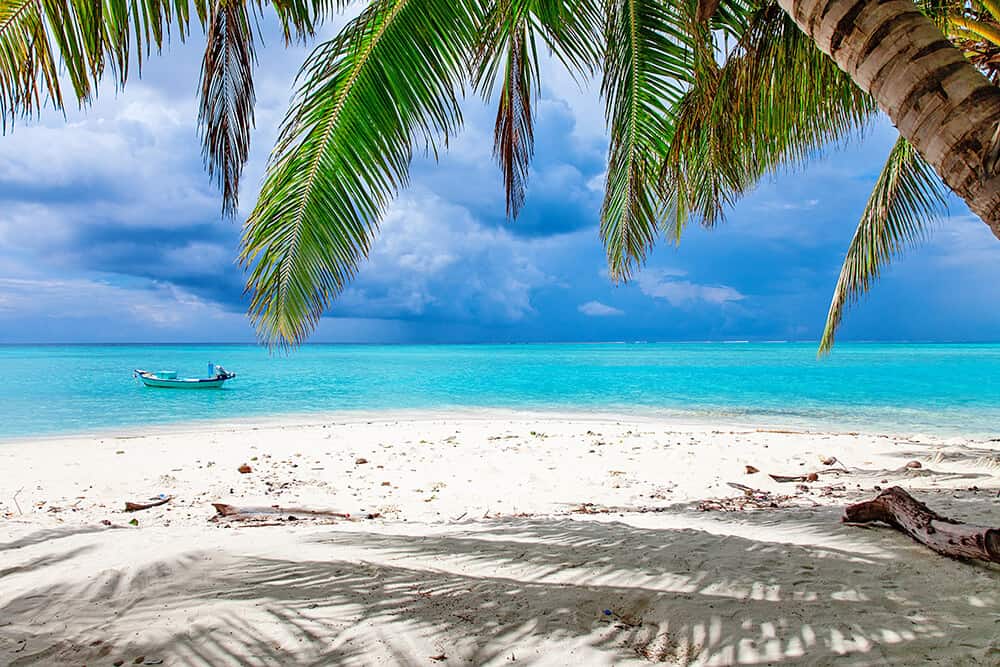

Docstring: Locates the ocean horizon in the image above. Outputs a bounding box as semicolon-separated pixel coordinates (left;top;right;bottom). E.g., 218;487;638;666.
2;342;999;440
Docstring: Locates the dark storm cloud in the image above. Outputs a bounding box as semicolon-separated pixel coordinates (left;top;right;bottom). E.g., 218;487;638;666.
2;17;1000;344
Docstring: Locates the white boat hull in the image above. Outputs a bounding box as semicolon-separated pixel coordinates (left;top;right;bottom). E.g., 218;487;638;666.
135;370;235;389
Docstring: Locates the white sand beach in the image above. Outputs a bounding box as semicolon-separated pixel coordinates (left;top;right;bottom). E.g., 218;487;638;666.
1;413;998;665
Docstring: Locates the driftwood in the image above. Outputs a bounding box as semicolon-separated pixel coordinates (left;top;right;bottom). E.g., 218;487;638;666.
124;496;172;512
844;487;1000;563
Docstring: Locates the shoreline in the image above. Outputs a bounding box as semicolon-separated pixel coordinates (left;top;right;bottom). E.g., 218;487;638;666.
4;404;997;446
2;411;998;664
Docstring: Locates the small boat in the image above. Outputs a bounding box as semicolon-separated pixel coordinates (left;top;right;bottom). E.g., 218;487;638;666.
134;363;236;389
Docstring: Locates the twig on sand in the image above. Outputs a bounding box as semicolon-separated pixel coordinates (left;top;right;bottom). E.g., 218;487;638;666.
770;463;983;484
124;496;172;512
12;487;23;515
769;469;849;483
726;482;760;494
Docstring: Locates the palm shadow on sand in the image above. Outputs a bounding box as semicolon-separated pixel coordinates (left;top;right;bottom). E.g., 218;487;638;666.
1;497;998;665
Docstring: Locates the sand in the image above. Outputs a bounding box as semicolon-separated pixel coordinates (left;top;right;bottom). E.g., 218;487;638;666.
1;412;998;665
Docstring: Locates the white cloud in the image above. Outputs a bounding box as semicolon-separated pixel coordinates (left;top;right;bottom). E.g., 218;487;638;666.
538;59;606;155
335;188;554;322
0;204;75;250
578;300;623;317
586;170;606;194
530;162;601;210
637;269;744;307
0;277;239;328
757;199;820;211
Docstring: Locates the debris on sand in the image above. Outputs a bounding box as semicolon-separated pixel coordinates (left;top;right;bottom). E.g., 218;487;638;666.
696;483;814;512
124;495;172;512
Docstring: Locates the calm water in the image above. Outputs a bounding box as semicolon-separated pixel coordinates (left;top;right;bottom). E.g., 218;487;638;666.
0;343;998;439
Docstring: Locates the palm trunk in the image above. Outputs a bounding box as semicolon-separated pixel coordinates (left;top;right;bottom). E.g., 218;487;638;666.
777;0;1000;238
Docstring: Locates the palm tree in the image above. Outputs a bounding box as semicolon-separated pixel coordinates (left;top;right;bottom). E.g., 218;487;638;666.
1;0;998;347
817;1;1000;350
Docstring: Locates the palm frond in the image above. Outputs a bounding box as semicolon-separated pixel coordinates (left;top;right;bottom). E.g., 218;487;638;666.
269;0;349;44
477;3;536;219
976;0;1000;22
949;15;1000;45
240;0;480;347
475;0;601;218
491;20;534;219
199;0;257;216
818;137;947;354
662;3;875;232
527;0;602;76
1;0;60;126
911;0;951;29
0;0;210;130
601;0;696;281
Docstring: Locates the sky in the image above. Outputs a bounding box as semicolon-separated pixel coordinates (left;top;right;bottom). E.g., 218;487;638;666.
2;16;1000;345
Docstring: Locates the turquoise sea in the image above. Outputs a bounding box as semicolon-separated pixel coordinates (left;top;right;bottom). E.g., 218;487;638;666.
0;343;998;439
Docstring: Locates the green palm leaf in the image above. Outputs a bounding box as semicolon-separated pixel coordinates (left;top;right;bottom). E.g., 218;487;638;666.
819;137;947;354
662;3;875;233
0;0;209;129
199;0;257;216
1;0;60;126
529;0;602;74
240;0;480;347
269;0;346;43
600;0;694;281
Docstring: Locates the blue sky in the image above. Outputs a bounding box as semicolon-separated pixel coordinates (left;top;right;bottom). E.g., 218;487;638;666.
2;18;1000;344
